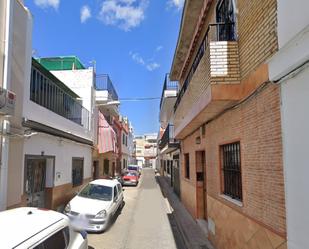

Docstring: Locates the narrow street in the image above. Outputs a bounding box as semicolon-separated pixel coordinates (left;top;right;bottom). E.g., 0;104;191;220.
88;169;185;249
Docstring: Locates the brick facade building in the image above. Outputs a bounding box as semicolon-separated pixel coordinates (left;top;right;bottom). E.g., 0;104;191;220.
169;0;287;248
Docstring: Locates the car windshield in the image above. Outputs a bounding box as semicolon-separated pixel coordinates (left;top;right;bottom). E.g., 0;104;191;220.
78;184;112;201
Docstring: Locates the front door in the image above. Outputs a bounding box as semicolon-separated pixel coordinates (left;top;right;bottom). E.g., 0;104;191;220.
93;161;99;179
196;151;207;220
25;159;46;207
104;159;109;176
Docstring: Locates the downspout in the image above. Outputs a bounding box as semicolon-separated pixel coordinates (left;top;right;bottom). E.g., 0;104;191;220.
0;0;12;211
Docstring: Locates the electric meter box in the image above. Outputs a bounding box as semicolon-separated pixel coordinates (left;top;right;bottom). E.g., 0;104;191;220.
0;88;16;116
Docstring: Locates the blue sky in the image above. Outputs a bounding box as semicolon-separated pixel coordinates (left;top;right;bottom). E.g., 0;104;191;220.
24;0;183;135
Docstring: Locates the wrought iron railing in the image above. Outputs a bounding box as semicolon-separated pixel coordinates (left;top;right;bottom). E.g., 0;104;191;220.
174;22;236;112
30;66;90;129
160;74;179;108
95;74;119;101
159;124;179;150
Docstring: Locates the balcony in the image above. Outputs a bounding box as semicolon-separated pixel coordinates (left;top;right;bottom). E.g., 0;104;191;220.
173;23;242;139
95;74;119;116
159;74;179;126
159;124;180;153
30;60;90;130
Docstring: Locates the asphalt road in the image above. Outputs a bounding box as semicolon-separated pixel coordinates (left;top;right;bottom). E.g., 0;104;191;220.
88;168;184;249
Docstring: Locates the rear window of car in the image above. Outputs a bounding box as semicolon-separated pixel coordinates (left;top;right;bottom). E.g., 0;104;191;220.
128;166;138;171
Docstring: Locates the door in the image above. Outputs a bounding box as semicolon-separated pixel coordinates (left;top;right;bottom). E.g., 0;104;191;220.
25;159;46;207
196;151;207;220
173;154;181;198
104;159;109;176
93;161;99;179
112;186;119;215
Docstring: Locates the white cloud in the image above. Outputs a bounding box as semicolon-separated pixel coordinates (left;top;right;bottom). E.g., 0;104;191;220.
167;0;184;10
129;51;160;71
146;62;160;71
81;5;91;23
156;45;163;52
34;0;60;10
99;0;148;31
130;52;145;65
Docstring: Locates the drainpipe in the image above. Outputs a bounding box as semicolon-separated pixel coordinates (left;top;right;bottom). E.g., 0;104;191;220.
0;0;12;211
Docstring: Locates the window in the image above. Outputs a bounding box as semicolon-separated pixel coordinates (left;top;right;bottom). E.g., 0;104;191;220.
113;186;118;200
216;0;236;41
221;142;242;201
72;158;84;187
117;184;122;193
123;134;125;145
184;153;190;179
33;228;68;249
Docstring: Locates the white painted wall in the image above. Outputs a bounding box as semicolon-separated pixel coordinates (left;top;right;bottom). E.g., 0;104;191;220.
277;0;309;48
281;68;309;249
5;0;32;209
51;69;94;112
23;133;92;187
269;4;309;248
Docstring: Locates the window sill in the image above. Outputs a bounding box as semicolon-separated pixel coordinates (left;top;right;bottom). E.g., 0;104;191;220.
220;194;243;207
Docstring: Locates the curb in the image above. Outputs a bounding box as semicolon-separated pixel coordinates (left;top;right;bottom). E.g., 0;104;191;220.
157;176;213;249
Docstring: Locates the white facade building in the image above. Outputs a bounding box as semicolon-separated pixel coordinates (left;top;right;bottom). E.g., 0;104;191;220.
269;1;309;248
7;55;94;210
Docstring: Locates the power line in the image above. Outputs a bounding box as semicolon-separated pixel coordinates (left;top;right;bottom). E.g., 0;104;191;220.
119;97;160;102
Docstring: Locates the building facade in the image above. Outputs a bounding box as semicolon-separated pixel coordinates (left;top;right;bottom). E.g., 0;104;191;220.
93;74;120;178
269;1;309;248
158;74;181;196
169;0;287;248
8;56;93;211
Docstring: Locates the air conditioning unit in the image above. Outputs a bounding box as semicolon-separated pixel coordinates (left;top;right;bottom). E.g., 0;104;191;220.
0;88;16;116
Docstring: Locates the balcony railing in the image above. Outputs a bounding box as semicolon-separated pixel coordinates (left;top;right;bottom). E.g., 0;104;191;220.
174;22;236;112
95;74;119;101
160;74;179;108
30;64;90;129
159;124;179;150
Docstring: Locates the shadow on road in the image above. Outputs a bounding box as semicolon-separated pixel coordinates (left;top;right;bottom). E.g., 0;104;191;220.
167;213;187;249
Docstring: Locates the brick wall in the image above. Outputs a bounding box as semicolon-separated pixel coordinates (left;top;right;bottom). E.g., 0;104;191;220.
237;0;278;78
174;0;278;135
210;41;240;84
206;83;286;234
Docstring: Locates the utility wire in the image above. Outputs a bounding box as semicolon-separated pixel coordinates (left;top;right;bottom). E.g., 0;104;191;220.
118;97;160;102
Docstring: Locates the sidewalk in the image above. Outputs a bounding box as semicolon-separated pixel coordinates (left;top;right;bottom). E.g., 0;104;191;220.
156;175;214;249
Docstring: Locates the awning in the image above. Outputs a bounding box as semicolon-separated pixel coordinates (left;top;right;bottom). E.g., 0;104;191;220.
97;112;117;154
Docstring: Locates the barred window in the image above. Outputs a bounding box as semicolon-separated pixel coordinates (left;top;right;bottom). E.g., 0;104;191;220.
221;142;242;201
72;158;84;187
184;153;190;179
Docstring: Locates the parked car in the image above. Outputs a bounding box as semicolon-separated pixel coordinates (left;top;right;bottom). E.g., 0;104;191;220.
122;171;139;186
64;179;124;232
0;207;88;249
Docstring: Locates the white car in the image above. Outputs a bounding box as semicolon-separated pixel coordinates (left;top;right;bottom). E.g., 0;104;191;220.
0;207;88;249
64;179;124;232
